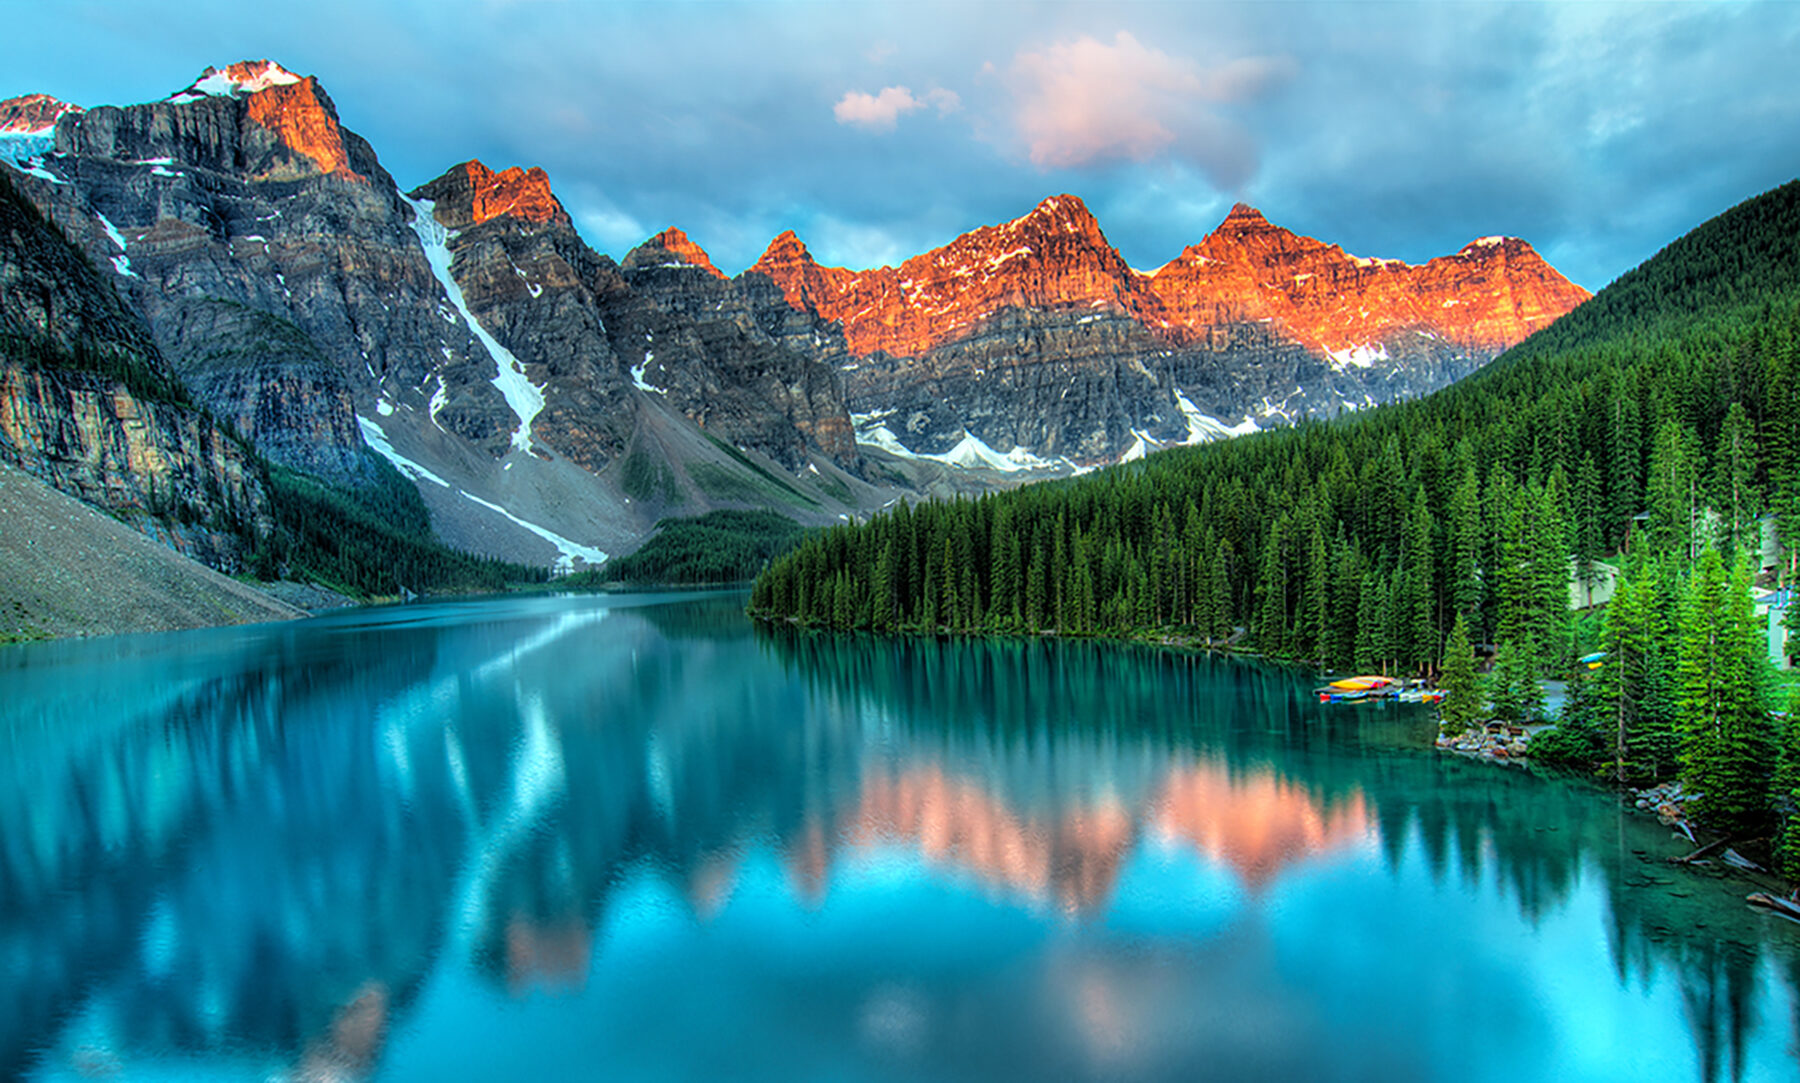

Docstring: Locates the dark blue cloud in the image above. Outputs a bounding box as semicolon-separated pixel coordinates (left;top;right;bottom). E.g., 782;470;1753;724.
4;0;1798;290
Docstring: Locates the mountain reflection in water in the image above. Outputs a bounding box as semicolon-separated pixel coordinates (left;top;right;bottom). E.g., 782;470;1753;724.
0;593;1795;1082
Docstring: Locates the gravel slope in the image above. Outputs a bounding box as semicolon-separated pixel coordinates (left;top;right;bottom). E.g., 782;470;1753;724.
0;461;305;641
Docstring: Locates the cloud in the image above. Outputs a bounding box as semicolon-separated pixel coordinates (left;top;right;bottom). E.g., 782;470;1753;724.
833;85;961;131
1006;31;1292;187
572;199;648;254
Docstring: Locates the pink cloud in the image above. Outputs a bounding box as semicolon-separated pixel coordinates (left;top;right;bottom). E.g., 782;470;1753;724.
834;85;961;131
1008;31;1293;185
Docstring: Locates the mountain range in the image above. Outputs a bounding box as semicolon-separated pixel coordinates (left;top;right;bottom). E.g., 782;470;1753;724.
0;59;1588;584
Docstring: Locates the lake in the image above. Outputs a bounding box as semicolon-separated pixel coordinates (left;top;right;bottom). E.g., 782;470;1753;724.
2;591;1797;1081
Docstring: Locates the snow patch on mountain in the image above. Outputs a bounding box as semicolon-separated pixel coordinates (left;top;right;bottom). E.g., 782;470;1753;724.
856;421;1060;473
631;351;666;394
93;212;138;278
169;61;303;103
405;194;545;453
0;131;54;164
1175;389;1260;443
455;491;608;573
359;415;606;572
357;416;451;488
1325;343;1390;369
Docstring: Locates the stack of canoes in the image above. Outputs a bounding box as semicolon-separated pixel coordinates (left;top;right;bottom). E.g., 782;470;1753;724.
1317;676;1395;703
1315;676;1445;704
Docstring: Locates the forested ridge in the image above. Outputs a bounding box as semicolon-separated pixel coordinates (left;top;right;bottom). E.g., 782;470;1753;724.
751;179;1800;865
562;509;806;587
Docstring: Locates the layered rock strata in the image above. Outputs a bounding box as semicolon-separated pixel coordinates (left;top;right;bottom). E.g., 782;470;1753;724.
0;170;275;570
750;196;1590;463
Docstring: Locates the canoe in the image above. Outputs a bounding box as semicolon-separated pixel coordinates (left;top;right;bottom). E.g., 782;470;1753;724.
1329;675;1395;692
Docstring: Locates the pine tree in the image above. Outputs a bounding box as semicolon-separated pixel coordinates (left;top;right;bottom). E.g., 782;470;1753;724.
1773;690;1800;882
1400;493;1437;674
1256;514;1291;655
871;540;896;631
1449;465;1485;632
1709;402;1761;556
1303;520;1332;667
1439;615;1483;732
1607;385;1643;550
1676;550;1775;836
1529;480;1572;671
1573;452;1605;609
1209;538;1233;643
1647;419;1702;560
1488;637;1545;724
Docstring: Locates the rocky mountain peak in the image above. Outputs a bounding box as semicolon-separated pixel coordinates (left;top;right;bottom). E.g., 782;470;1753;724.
169;60;305;103
0;93;83;134
161;62;364;181
1183;202;1327;265
631;227;725;278
1454;235;1535;261
1147;206;1590;357
751;195;1152;358
1218;202;1271;229
410;160;570;230
1013;193;1104;237
36;61;367;184
241;75;364;182
747;230;859;323
752;230;815;268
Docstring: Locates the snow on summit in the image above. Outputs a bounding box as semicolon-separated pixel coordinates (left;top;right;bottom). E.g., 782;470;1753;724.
169;61;304;103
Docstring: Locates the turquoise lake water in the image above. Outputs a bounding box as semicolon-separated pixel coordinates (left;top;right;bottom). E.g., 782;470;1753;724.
2;591;1797;1081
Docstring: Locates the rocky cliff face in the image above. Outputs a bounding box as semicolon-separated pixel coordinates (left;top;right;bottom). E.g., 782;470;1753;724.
4;65;874;569
9;63;519;468
616;229;857;468
751;197;1590;463
410;159;857;473
0;170;275;570
157;298;372;485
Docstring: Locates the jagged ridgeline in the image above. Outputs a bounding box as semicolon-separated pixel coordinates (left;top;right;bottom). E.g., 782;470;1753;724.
0;169;543;598
750;179;1800;670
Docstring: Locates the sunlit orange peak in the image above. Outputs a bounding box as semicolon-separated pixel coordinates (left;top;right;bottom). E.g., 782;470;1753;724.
648;227;726;278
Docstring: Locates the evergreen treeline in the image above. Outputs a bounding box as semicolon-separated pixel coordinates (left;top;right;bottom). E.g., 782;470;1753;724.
751;180;1800;861
567;509;807;587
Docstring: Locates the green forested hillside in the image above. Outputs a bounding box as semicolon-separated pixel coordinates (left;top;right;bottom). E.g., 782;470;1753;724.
563;509;807;587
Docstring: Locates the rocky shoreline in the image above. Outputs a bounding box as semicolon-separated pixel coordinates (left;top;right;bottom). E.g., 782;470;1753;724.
1435;720;1537;761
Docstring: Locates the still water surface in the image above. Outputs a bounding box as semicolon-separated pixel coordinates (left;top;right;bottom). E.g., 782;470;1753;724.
2;591;1798;1081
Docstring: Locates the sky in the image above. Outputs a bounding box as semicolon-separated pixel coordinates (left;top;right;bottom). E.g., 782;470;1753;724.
5;0;1799;292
